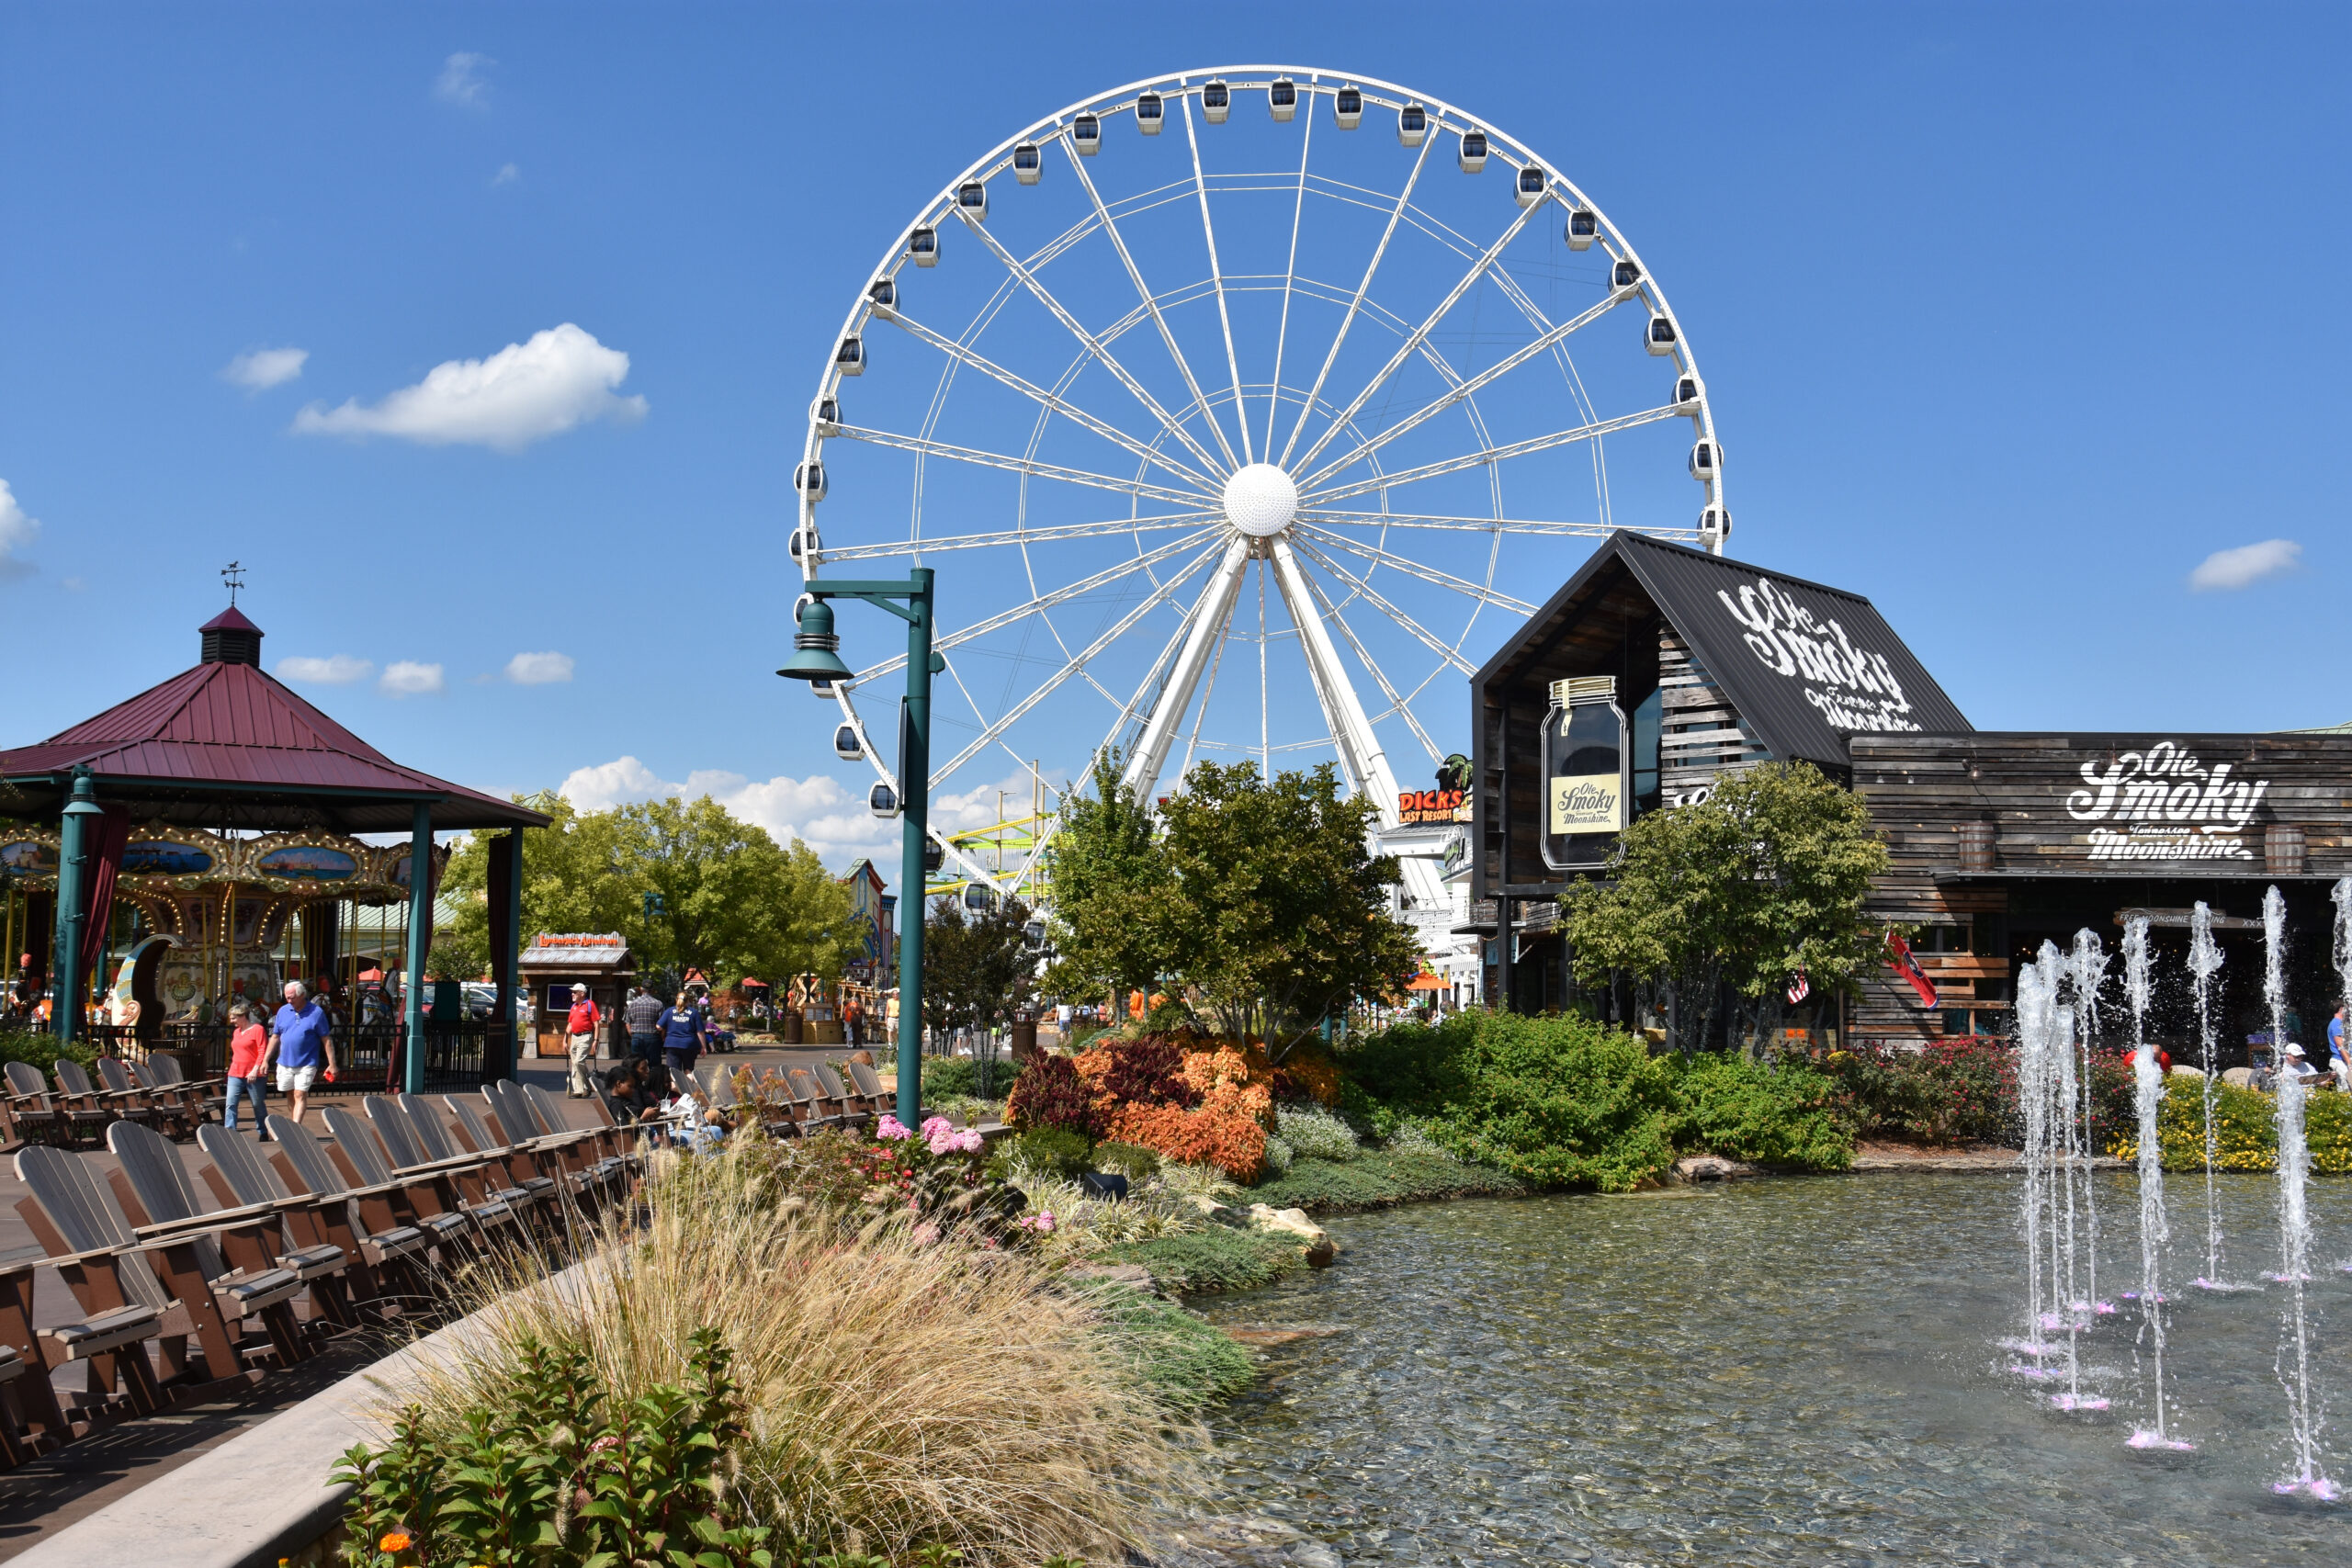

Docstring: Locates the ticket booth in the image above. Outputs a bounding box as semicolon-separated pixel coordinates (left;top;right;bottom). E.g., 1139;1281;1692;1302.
517;932;634;1060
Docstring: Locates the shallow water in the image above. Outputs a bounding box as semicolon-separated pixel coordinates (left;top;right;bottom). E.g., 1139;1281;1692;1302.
1194;1173;2351;1566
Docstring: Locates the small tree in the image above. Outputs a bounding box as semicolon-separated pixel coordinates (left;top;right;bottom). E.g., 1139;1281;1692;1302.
1560;761;1891;1054
1158;760;1420;1057
1043;753;1170;1010
924;893;1038;1038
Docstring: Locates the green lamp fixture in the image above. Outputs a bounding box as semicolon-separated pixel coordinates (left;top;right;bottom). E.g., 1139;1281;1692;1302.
775;597;854;684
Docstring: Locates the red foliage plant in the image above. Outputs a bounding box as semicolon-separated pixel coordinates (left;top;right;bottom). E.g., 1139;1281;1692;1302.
1005;1051;1102;1138
1092;1034;1202;1111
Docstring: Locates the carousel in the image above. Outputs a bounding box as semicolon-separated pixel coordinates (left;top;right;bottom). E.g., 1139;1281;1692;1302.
0;826;445;1034
0;593;546;1090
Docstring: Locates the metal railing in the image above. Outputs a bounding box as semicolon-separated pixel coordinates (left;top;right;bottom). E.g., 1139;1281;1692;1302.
75;1019;506;1093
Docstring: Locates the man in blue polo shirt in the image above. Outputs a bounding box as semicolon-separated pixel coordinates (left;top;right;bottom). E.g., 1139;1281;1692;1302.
266;979;337;1126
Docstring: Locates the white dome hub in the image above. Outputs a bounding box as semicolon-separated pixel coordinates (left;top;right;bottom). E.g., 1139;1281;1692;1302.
1222;462;1299;538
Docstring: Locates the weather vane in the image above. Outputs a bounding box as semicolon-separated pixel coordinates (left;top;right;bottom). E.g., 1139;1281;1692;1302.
221;560;245;605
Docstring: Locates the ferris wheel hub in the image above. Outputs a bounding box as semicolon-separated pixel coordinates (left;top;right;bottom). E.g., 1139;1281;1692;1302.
1222;462;1300;538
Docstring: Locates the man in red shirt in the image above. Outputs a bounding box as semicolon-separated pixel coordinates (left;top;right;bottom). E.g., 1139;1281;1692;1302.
565;985;601;1097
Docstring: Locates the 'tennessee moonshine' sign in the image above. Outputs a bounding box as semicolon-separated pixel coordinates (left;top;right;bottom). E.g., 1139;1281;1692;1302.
2064;739;2270;862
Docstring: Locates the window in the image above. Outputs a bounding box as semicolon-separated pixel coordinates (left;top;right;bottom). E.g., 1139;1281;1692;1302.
1633;686;1662;810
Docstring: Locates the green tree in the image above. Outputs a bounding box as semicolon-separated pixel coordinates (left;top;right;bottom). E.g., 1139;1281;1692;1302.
1042;753;1170;1008
1157;760;1419;1055
924;893;1038;1037
1559;761;1892;1054
438;792;865;991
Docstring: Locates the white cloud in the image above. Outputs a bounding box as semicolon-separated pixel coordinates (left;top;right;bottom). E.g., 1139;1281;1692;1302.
291;323;647;453
221;346;307;391
379;660;446;696
491;162;521;187
2189;538;2301;592
277;653;374;685
0;479;37;581
556;757;1037;872
435;51;494;107
503;649;574;685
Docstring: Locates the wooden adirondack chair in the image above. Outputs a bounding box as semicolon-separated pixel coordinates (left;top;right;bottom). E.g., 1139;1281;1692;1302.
0;1261;73;1460
787;1067;857;1131
90;1057;171;1134
438;1095;577;1223
258;1115;446;1300
6;1063;107;1147
812;1064;876;1129
135;1056;223;1128
105;1121;334;1356
321;1105;514;1257
54;1059;146;1134
514;1083;632;1199
194;1122;392;1321
14;1145;291;1404
845;1059;898;1119
373;1096;549;1244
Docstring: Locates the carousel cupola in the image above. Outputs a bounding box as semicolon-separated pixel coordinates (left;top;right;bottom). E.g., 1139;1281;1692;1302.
198;605;263;666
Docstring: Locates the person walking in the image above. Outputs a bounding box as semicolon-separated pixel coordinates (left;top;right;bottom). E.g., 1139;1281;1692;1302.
656;990;704;1082
564;985;603;1097
624;985;663;1066
223;1000;271;1136
2328;1004;2350;1092
265;979;336;1128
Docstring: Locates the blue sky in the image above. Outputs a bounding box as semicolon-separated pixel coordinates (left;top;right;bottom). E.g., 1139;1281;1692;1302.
3;3;2345;885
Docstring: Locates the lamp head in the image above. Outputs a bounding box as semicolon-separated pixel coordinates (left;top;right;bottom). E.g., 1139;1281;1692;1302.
775;596;854;683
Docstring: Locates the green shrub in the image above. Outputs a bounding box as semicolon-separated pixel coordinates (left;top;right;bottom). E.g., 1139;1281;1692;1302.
1275;1104;1362;1162
1090;1140;1161;1179
2112;1077;2352;1174
1246;1151;1526;1214
922;1055;979;1100
1079;1284;1255;1413
996;1125;1094;1179
1099;1227;1308;1294
1666;1053;1853;1171
1261;1134;1295;1175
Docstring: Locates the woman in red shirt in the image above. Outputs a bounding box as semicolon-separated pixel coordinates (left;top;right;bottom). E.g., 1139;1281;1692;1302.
224;1000;271;1137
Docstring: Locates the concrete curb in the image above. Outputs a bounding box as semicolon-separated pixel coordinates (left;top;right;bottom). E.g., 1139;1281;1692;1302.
13;1259;597;1568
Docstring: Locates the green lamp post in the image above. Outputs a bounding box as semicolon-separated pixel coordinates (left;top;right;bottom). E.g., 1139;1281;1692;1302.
777;570;937;1130
52;769;104;1046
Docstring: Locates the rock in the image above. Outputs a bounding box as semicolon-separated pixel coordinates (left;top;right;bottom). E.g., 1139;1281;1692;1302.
1672;1155;1762;1183
1246;1204;1337;1267
1136;1513;1345;1568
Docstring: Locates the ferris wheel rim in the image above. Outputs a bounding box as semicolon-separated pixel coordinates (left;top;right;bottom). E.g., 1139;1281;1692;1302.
799;65;1727;898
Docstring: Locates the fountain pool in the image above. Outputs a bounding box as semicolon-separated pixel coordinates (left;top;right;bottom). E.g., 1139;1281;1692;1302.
1195;1176;2347;1565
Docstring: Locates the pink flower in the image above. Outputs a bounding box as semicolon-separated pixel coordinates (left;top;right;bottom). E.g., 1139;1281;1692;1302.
955;1129;984;1154
920;1115;953;1138
1019;1211;1057;1234
876;1115;914;1141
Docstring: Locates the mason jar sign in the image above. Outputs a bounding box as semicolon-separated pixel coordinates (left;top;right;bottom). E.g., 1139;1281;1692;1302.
1543;676;1629;870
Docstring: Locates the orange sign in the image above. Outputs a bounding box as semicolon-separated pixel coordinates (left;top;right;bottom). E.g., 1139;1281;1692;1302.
1397;788;1469;825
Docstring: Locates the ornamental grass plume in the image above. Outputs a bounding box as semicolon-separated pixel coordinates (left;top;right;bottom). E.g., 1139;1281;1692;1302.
387;1143;1200;1565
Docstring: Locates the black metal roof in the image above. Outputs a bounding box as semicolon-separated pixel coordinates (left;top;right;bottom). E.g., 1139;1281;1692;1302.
1476;531;1971;765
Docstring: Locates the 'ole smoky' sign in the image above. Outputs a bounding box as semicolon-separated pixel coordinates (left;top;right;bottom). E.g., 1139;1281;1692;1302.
1714;576;1920;734
2064;740;2270;863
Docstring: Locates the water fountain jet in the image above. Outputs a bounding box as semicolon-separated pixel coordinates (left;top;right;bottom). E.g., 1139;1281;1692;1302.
2262;886;2329;1500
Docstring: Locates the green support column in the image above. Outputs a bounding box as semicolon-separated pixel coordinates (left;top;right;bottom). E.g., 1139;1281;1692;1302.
51;771;102;1046
895;568;933;1130
499;828;524;1082
403;802;433;1095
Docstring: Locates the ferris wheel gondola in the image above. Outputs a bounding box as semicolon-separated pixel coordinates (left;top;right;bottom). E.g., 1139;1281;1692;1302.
794;67;1725;906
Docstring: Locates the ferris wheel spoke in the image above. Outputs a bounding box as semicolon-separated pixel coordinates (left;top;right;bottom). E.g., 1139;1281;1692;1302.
1293;523;1534;615
852;528;1216;684
1290;539;1479;674
1276;132;1435;469
1062;142;1241;478
821;512;1217;564
1179;91;1255;467
1266;539;1422;854
1120;535;1254;803
952;210;1229;479
1305;402;1683;507
1302;510;1628;538
1173;584;1238;786
831;423;1207;508
880;309;1219;491
1290;197;1544;477
1263;100;1316;458
1296;566;1446;767
1300;292;1628;490
933;538;1230;788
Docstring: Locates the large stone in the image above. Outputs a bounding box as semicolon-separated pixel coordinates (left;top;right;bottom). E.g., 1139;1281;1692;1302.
1672;1155;1763;1183
1247;1203;1337;1267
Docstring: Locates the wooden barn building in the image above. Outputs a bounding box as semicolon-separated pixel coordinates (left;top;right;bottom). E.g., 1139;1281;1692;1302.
1467;531;2351;1058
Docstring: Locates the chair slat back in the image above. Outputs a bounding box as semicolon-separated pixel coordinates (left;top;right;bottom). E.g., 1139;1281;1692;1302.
265;1116;349;1196
814;1064;854;1105
786;1067;822;1106
150;1055;189;1087
481;1085;535;1145
96;1058;140;1096
320;1106;398;1187
443;1096;506;1154
16;1146;175;1311
197;1124;289;1204
847;1060;887;1102
3;1063;50;1104
708;1067;741;1108
107;1122;204;1225
521;1084;569;1137
54;1061;97;1099
363;1098;427;1170
396;1094;461;1162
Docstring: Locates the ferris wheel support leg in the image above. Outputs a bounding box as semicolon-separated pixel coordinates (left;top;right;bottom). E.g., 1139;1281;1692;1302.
1121;536;1252;804
1267;539;1449;912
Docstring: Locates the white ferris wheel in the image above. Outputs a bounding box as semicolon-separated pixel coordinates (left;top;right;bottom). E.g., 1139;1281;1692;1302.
794;67;1726;910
